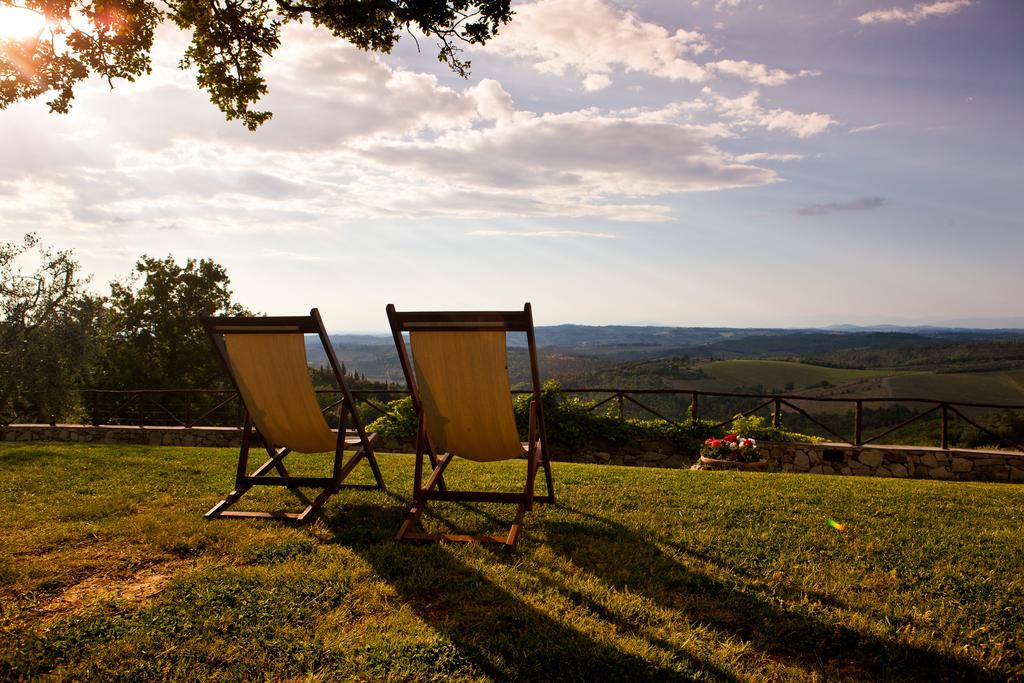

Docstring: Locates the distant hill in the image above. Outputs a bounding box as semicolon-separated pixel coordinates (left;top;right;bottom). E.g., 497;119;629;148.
690;332;942;358
305;336;401;384
306;325;1024;391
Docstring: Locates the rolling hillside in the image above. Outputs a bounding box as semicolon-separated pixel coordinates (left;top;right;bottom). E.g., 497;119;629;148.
883;370;1024;405
676;360;889;393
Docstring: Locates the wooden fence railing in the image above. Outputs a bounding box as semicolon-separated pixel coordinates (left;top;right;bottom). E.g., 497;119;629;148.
3;388;1023;453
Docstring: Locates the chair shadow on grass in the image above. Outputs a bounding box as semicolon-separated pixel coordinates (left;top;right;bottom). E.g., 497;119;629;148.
321;501;739;682
542;507;1002;682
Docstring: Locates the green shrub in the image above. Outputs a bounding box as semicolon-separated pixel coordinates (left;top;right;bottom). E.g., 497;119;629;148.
367;396;417;443
728;413;823;445
366;381;820;453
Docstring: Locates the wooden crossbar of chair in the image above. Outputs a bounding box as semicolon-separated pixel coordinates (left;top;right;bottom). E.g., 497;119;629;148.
387;303;555;549
200;308;385;523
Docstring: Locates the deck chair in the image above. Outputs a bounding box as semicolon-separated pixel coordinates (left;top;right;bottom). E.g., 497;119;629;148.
386;303;555;548
200;309;384;522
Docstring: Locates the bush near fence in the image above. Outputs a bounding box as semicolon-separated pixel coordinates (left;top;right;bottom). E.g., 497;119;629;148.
367;381;819;454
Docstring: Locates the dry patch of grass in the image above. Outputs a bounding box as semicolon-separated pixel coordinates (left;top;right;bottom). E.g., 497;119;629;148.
39;559;190;623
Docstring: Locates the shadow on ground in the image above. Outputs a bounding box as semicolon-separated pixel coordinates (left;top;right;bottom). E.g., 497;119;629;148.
542;507;1001;682
321;495;1001;682
323;500;738;681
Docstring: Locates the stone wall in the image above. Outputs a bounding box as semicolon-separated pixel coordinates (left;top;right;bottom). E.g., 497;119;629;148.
760;442;1024;482
3;424;1023;483
0;423;244;448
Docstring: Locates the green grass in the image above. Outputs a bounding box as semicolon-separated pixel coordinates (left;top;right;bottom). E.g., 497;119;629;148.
1;443;1022;681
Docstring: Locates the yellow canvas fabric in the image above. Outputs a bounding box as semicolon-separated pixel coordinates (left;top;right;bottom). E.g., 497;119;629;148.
223;333;337;453
410;330;526;462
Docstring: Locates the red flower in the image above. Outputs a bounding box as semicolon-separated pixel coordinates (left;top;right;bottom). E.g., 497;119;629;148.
724;434;738;443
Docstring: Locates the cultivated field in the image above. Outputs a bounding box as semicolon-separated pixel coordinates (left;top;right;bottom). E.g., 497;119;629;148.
1;443;1022;681
667;360;1024;406
684;360;888;392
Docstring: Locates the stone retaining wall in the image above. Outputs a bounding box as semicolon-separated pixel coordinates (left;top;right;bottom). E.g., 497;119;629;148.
760;442;1024;482
0;424;244;448
3;424;1022;483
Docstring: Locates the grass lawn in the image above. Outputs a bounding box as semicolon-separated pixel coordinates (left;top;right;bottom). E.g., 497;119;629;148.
1;443;1022;681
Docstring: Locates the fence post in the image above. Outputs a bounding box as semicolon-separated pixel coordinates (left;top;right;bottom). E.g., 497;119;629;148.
690;392;698;421
854;400;863;447
91;390;99;427
940;403;949;449
616;392;624;420
137;393;145;428
184;390;192;429
772;398;782;429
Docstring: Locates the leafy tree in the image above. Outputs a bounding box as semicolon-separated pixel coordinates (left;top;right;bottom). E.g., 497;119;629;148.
0;233;103;422
0;0;513;129
97;255;249;389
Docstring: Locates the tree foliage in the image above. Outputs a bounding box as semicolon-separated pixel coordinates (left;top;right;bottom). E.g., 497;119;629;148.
0;0;513;129
0;233;103;422
97;254;249;389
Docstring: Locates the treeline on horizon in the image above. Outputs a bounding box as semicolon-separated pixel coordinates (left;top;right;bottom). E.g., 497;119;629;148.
0;234;393;426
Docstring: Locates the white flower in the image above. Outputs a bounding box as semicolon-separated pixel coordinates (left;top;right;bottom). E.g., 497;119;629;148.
729;442;738;450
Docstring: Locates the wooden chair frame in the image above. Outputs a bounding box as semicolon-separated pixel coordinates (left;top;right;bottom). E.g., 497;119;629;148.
200;309;385;522
386;303;555;548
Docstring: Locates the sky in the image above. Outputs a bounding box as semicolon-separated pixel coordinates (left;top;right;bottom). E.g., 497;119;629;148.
1;0;1022;331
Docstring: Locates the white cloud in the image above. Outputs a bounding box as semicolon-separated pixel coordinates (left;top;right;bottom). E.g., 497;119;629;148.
734;152;804;162
482;0;710;90
857;0;972;25
481;0;809;90
359;109;777;201
468;230;616;239
710;60;818;86
715;0;756;10
849;123;887;134
0;23;791;237
704;88;837;138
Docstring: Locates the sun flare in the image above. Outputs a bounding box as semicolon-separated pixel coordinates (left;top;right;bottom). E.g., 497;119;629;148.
0;6;47;40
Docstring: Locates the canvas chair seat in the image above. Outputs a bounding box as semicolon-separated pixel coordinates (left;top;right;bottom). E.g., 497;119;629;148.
410;330;526;462
223;333;337;454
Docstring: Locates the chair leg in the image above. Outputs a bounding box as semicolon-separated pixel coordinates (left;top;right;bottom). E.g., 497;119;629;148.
396;453;452;541
396;453;537;549
363;447;386;490
505;503;527;548
204;487;250;518
206;434;383;523
267;446;313;506
206;420;257;519
425;436;447;492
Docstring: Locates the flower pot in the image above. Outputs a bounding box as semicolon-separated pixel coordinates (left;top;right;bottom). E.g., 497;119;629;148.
698;455;768;471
